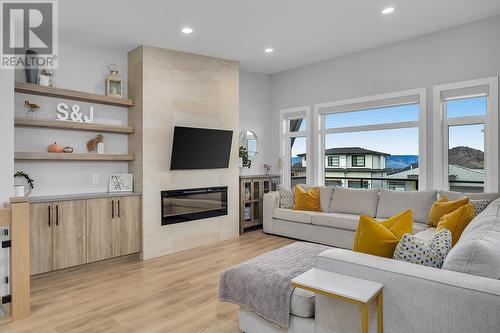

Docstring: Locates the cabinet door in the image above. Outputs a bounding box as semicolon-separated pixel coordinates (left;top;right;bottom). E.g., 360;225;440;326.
86;198;114;262
52;200;87;270
30;203;53;275
114;196;141;256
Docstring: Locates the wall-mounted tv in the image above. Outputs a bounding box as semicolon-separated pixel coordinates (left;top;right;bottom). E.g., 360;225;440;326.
170;126;233;170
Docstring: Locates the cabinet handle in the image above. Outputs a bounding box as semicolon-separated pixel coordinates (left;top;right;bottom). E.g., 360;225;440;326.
48;205;51;227
55;205;59;226
117;200;121;218
111;200;115;219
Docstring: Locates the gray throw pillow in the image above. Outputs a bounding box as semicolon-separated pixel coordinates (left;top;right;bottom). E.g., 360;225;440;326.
394;229;452;269
278;185;294;209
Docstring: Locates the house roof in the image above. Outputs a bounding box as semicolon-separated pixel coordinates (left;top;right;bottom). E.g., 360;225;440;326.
387;164;484;182
297;147;390;157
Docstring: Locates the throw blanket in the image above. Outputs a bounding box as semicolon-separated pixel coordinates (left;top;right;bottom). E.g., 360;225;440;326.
219;242;331;328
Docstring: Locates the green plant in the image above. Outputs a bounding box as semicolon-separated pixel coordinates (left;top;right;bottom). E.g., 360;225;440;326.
239;146;251;168
14;171;34;189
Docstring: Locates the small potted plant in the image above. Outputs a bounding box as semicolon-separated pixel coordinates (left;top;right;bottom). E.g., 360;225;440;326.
239;146;251;168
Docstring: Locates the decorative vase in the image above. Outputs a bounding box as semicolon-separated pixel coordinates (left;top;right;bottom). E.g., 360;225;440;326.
63;146;74;153
97;142;104;154
14;185;25;197
47;142;64;153
25;50;39;84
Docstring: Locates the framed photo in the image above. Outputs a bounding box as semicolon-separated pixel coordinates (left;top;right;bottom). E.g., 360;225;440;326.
109;174;133;193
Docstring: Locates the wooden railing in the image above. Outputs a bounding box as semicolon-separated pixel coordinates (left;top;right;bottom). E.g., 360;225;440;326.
0;197;30;321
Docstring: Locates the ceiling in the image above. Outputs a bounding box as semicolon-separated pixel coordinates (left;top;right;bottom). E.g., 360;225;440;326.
60;0;500;73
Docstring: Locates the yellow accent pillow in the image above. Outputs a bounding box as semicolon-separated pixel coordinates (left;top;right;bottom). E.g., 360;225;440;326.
353;210;413;258
436;203;475;246
293;186;322;212
428;196;470;227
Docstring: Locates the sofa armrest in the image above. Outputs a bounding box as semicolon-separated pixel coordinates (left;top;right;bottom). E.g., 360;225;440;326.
263;191;279;234
314;249;500;333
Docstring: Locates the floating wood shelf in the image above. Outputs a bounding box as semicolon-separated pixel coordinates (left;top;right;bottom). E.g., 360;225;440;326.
15;82;134;107
15;152;134;161
15;118;134;134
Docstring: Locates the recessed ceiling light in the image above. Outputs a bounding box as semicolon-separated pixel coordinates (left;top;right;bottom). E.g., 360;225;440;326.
264;48;274;53
382;7;395;15
181;27;193;34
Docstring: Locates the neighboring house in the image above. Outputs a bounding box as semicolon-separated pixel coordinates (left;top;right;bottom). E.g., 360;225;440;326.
293;147;390;188
387;164;485;192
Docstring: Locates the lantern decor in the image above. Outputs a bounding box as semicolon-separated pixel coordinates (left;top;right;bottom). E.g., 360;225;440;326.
106;64;124;98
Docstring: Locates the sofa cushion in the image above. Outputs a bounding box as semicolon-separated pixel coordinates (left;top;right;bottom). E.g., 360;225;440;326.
414;227;437;241
272;208;316;224
290;288;315;318
329;187;379;216
443;199;500;279
311;213;360;231
377;189;437;224
394;229;452;269
298;184;334;213
439;190;500;201
413;222;429;234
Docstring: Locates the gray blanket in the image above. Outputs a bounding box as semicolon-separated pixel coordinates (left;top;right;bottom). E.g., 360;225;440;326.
219;242;331;328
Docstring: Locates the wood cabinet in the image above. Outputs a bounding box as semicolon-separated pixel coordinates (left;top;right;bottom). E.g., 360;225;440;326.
86;196;141;262
29;194;141;275
239;175;280;234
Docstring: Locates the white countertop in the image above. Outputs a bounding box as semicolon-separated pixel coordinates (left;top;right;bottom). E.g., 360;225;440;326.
27;192;142;203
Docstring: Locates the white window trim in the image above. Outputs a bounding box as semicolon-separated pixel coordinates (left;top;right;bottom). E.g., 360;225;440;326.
314;88;427;188
432;77;499;192
279;106;312;188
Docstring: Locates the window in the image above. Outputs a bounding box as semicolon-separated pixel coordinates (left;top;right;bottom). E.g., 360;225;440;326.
280;107;311;188
327;155;340;167
434;77;498;192
351;155;365;167
315;89;426;190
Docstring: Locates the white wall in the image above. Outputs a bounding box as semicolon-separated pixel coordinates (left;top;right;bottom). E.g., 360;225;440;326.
14;42;130;196
0;69;14;298
239;71;274;175
270;15;500;189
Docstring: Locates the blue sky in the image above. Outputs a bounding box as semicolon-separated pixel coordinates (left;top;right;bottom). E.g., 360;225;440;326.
291;97;485;158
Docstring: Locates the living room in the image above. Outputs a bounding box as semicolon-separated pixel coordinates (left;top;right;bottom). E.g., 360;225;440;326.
0;1;499;332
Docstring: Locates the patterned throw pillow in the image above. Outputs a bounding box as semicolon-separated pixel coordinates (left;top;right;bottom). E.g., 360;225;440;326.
278;185;294;209
393;229;452;268
470;199;492;216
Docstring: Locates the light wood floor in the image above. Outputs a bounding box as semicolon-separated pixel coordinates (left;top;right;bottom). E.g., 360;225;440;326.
0;230;293;333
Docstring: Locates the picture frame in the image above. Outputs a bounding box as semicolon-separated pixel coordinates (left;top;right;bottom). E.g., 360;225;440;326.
108;174;133;193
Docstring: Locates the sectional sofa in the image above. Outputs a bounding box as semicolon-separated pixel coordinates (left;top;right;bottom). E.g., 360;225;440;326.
238;186;500;333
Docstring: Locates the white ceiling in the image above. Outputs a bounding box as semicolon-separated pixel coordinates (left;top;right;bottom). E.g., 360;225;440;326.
60;0;500;74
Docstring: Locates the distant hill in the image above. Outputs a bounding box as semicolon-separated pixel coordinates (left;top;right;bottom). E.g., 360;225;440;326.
386;155;418;169
448;146;484;169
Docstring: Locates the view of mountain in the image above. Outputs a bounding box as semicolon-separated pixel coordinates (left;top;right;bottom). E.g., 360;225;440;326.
449;146;484;169
386;155;418;169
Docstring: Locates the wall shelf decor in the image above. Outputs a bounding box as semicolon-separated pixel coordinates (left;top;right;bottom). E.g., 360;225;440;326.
15;152;134;161
15;82;134;107
15;117;135;134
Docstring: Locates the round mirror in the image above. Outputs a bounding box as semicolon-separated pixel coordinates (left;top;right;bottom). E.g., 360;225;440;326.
240;130;258;159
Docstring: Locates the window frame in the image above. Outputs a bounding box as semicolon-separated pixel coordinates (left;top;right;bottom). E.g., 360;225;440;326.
432;77;499;192
313;88;427;188
279;106;312;188
351;155;365;167
327;155;340;167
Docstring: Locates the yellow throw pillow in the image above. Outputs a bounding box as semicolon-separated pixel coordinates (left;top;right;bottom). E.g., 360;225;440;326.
436;203;475;246
353;210;413;258
428;196;470;227
293;186;322;212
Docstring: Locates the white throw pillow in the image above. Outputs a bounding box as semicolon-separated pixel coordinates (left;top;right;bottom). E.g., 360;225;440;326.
278;185;294;209
393;229;452;269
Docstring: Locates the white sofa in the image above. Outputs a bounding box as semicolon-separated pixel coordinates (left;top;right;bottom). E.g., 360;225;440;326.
239;187;500;333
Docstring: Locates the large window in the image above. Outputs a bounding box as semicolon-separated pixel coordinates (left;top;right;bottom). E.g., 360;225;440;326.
327;155;340;167
316;89;426;190
280;107;311;188
434;77;498;192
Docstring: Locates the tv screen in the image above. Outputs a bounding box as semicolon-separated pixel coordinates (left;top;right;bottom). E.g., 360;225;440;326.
170;126;233;170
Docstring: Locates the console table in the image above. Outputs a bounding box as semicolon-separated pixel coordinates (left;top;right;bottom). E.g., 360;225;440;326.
292;268;383;333
239;175;280;234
